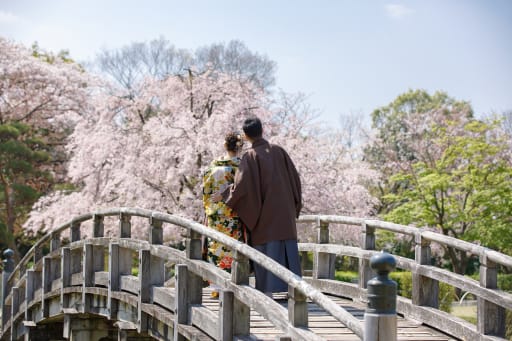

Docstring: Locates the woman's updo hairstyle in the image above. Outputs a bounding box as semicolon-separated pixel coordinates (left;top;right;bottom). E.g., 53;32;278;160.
224;132;244;152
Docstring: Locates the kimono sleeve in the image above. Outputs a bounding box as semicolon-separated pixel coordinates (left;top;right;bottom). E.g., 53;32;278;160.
221;153;262;230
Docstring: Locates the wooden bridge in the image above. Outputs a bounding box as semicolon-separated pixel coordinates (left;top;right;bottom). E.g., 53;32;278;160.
1;207;511;340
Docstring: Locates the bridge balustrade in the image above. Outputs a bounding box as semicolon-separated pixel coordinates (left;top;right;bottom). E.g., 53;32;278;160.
1;208;365;341
297;214;512;340
1;208;511;340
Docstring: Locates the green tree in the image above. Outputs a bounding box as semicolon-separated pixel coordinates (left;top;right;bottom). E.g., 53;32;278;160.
365;89;473;214
0;122;52;257
383;120;512;275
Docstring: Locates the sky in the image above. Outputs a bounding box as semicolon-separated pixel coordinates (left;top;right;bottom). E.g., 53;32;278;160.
1;0;511;126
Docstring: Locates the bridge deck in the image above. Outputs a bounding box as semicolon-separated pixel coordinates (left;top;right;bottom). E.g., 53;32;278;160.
202;289;457;341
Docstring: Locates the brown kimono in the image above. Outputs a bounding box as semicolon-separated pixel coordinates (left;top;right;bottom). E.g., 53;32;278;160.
221;137;302;293
222;138;302;245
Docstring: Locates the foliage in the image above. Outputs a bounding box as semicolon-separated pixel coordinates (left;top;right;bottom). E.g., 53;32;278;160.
383;120;512;275
0;122;52;254
365;89;473;214
0;37;95;256
390;271;453;312
365;89;512;275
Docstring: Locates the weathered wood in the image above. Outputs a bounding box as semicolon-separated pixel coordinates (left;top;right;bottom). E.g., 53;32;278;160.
149;217;163;245
41;256;53;318
186;229;202;260
413;233;438;308
50;232;60;253
61;247;71;310
189;305;217;338
108;243;131;319
220;290;234;340
71;221;81;242
477;252;505;337
288;285;308;327
231;250;250;285
83;243;95;313
313;221;335;280
119;213;132;238
138;249;151;333
174;264;188;341
359;222;375;290
93;214;104;237
10;287;19;340
24;270;36;323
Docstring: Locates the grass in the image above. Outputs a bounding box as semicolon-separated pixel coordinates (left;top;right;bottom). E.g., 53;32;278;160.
450;304;477;324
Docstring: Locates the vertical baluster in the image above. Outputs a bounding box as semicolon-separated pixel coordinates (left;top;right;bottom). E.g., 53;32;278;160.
137;248;164;334
359;222;375;290
50;233;60;253
60;247;71;311
477;252;505;337
25;269;36;323
174;264;188;341
82;243;94;313
288;285;308;327
10;286;19;341
119;213;131;238
93;215;104;238
149;217;163;245
230;250;250;336
70;221;81;242
41;256;52;318
185;229;202;304
1;249;15;328
313;220;335;279
412;231;438;307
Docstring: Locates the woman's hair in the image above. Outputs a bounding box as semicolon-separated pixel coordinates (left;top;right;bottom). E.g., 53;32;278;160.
242;116;263;138
224;132;243;152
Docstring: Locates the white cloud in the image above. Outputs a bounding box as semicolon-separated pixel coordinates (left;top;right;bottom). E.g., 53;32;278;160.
0;10;24;25
385;4;415;19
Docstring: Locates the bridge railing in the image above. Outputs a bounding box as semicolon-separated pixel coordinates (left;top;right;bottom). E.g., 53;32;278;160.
1;208;365;341
297;214;512;341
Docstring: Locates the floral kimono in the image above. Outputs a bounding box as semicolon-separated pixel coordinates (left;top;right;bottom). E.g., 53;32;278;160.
202;157;245;272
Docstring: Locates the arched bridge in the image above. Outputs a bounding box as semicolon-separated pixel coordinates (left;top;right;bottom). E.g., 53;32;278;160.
1;208;511;340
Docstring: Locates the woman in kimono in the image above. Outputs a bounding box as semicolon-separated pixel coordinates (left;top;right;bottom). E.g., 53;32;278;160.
202;132;245;296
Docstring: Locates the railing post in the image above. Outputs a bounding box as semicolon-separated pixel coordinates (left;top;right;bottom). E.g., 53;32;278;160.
359;222;375;289
70;221;81;242
119;213;132;238
412;231;438;307
230;250;250;336
93;214;104;238
50;232;60;253
60;247;71;311
185;229;202;304
138;248;164;334
313;220;335;279
1;249;15;329
149;217;163;245
477;251;505;337
108;242;131;320
10;286;19;340
364;252;397;341
288;285;308;327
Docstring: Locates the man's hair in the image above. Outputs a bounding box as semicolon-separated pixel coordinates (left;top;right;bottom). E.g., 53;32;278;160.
242;116;263;138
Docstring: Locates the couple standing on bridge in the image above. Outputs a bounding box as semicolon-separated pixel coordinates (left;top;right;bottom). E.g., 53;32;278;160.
202;115;302;299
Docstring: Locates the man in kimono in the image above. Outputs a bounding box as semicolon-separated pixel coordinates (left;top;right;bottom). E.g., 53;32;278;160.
218;116;302;296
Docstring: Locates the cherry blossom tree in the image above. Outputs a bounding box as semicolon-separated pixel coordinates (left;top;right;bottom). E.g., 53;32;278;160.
23;66;378;244
0;37;97;256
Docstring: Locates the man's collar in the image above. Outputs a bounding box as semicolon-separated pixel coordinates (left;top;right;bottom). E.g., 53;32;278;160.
250;137;267;147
